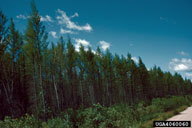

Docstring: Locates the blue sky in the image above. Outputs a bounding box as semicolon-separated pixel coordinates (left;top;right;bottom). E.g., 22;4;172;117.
1;0;192;80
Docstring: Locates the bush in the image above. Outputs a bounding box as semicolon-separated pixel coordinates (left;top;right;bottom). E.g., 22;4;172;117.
76;104;107;128
151;96;190;112
0;114;41;128
0;96;191;128
42;117;72;128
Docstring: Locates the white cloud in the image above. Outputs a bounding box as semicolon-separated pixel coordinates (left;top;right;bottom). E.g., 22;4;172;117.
74;38;91;52
178;51;189;56
60;28;76;34
169;58;192;72
16;14;27;19
70;12;79;18
49;31;58;39
172;58;179;62
99;41;110;51
91;50;96;54
131;57;139;63
41;15;53;22
56;9;92;32
174;64;188;71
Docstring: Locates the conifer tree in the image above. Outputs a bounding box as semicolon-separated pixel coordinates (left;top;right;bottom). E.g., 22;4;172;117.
25;0;48;118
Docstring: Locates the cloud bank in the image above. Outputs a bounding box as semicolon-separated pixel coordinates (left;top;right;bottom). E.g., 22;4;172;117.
169;58;192;80
169;58;192;72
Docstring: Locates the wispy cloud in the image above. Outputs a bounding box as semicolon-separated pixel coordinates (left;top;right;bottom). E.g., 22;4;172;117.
99;41;110;51
16;14;54;23
160;16;176;24
70;12;79;18
74;38;91;52
160;16;168;22
129;43;133;47
49;31;58;38
40;15;53;22
178;51;189;56
169;58;192;72
16;14;27;19
56;9;92;32
60;28;76;34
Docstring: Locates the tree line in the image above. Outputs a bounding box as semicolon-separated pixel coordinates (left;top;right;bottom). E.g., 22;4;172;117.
0;1;191;120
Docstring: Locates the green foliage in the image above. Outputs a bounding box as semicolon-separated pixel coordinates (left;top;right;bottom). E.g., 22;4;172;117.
42;117;72;128
0;114;73;128
0;96;191;128
151;96;191;112
76;103;137;128
138;96;192;122
0;114;41;128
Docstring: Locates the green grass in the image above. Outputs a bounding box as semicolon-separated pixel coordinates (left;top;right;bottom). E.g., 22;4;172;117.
139;105;189;128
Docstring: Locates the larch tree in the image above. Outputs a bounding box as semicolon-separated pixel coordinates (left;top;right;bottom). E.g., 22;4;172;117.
25;0;48;119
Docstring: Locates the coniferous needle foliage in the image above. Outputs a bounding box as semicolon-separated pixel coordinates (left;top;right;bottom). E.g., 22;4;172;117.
0;1;192;121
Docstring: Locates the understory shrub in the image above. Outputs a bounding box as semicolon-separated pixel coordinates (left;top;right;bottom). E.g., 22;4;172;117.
0;96;191;128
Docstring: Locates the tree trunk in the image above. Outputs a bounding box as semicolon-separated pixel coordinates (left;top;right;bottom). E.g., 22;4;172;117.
39;64;46;119
53;75;60;111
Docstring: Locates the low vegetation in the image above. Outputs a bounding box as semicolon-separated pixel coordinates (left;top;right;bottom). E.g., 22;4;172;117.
0;96;191;128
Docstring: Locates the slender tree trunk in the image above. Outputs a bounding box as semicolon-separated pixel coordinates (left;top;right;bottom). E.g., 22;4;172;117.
2;81;10;105
80;80;84;106
53;75;60;111
130;81;134;104
33;59;38;116
39;64;46;119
